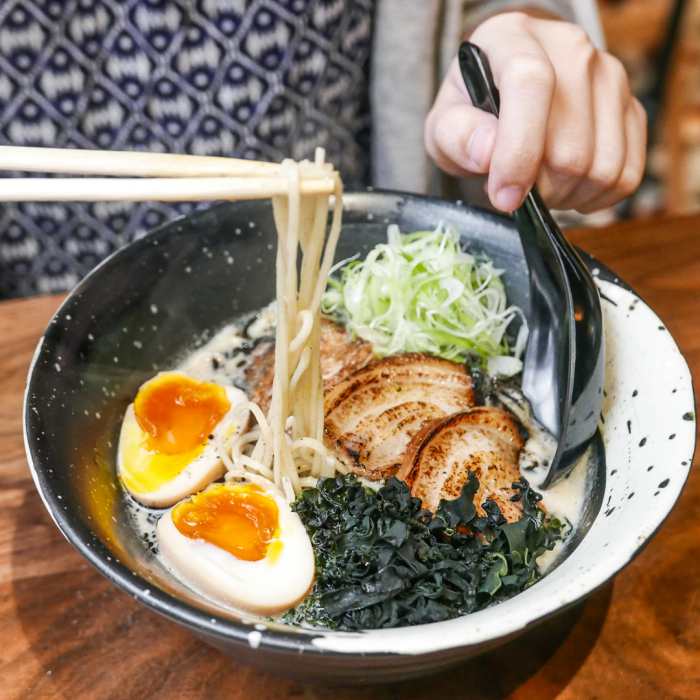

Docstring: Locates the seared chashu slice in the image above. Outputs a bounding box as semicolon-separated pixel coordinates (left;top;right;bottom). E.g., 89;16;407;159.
397;407;525;521
324;354;475;478
338;401;447;478
245;319;373;413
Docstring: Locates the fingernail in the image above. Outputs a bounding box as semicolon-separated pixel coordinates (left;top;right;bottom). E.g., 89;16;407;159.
494;185;524;212
466;125;496;172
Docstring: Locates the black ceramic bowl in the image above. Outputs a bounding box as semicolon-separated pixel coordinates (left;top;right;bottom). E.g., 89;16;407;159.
24;192;695;683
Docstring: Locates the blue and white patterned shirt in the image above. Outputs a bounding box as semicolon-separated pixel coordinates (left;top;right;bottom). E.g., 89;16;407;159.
0;0;373;298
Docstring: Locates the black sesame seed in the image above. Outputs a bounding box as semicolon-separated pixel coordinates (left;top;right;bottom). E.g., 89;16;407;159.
683;412;694;421
658;479;670;489
654;491;660;496
628;492;635;500
610;469;617;475
639;437;647;447
632;389;638;397
605;507;616;517
626;420;631;434
647;465;654;471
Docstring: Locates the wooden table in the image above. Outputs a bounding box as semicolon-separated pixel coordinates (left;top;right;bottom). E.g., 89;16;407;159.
1;214;698;699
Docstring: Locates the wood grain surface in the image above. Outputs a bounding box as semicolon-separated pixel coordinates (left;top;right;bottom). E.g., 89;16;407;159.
1;214;698;699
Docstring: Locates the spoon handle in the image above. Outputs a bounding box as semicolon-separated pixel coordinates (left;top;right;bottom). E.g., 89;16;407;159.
459;42;605;488
457;43;563;245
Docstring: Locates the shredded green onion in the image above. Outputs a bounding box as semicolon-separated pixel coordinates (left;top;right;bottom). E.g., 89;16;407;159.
322;225;527;371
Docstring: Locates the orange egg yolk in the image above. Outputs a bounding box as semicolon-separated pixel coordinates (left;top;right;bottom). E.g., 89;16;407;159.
134;374;230;455
172;484;279;561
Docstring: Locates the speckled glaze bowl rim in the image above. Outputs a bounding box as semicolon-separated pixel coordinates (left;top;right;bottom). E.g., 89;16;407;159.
23;191;696;662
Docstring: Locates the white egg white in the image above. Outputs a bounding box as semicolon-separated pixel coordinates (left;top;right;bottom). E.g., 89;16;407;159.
156;483;315;615
117;379;248;508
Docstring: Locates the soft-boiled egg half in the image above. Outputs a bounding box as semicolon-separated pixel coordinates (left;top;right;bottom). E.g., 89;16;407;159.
157;481;315;615
117;372;247;507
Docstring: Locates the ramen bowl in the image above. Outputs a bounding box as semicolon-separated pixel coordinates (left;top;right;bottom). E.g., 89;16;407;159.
24;192;695;683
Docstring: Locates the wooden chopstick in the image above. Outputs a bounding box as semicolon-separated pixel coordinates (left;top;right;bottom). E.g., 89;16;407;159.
0;176;336;202
0;146;332;179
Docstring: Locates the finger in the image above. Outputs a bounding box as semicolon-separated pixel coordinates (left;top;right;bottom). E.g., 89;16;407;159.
470;26;556;211
426;127;473;178
528;22;597;207
425;61;499;175
536;164;577;208
426;103;498;175
576;99;647;213
558;53;630;210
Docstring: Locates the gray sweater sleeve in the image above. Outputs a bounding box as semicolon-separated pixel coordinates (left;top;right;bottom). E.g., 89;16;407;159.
463;1;605;47
463;0;576;27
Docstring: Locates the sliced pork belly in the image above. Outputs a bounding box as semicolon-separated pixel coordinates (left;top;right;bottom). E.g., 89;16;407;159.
397;407;525;521
324;354;475;478
337;401;446;478
319;319;375;390
245;318;373;413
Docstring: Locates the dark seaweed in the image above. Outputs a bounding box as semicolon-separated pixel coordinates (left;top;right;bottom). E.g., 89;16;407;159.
284;474;565;630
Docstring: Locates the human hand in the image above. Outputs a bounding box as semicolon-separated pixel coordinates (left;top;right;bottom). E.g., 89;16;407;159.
425;12;647;213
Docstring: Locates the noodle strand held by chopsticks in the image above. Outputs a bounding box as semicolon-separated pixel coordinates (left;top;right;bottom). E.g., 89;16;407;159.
224;149;343;498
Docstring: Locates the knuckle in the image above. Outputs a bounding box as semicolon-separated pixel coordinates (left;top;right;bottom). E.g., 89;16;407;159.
502;54;554;89
590;161;623;190
561;26;597;75
548;145;592;178
567;24;592;49
632;98;648;132
619;163;644;195
504;11;530;29
581;44;597;74
602;53;631;97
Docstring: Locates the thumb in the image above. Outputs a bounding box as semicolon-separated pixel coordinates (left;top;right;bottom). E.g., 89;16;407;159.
425;101;498;176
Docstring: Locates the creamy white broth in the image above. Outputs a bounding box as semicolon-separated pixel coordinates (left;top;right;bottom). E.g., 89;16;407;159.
177;303;275;387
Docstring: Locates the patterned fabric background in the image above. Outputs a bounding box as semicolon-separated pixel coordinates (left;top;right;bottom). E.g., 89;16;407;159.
0;0;374;298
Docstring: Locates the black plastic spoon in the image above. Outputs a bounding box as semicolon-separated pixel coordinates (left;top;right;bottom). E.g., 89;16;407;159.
458;42;604;488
